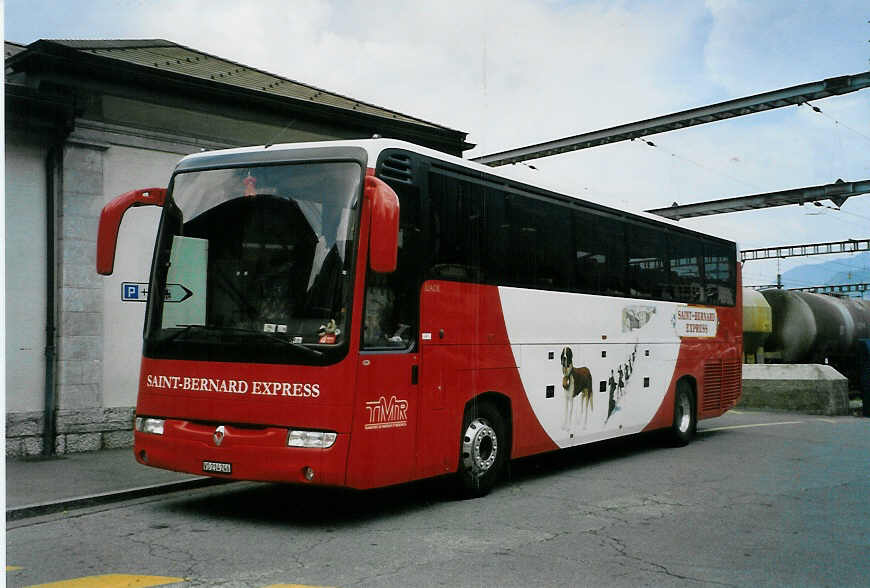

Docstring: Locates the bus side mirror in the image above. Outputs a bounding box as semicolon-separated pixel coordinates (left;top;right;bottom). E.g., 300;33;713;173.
96;188;166;275
366;175;399;273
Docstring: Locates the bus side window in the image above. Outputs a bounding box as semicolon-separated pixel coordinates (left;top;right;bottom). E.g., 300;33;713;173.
484;186;510;284
574;211;626;297
363;274;401;347
428;172;483;282
362;179;421;349
704;243;736;306
627;224;669;300
510;195;573;291
669;234;703;303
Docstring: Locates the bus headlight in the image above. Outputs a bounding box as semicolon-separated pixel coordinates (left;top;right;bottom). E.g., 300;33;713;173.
135;417;165;435
287;430;337;448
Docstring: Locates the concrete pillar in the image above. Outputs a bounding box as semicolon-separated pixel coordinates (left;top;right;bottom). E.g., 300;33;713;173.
55;140;110;452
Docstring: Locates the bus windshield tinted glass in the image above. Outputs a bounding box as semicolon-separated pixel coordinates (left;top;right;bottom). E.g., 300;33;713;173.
154;161;361;349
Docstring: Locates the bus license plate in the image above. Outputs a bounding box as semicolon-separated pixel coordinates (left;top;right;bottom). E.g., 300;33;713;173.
202;460;232;474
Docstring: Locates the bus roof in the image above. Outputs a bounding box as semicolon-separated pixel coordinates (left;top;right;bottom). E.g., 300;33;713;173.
177;139;736;245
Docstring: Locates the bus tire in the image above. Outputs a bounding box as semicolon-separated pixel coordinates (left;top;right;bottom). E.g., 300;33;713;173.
458;401;506;497
669;380;696;446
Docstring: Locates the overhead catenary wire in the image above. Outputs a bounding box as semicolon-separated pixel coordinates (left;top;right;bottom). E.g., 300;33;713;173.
742;249;870;290
752;254;870;290
632;137;762;193
802;101;870;144
808;205;870;231
830;207;870;224
796;254;870;274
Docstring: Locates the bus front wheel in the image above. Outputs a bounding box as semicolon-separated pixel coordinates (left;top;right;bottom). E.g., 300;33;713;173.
458;402;506;497
669;380;696;446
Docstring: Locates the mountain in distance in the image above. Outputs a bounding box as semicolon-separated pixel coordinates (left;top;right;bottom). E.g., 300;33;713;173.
778;251;870;292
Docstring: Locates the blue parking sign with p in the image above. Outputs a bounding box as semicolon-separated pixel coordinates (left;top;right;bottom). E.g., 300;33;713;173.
121;282;148;302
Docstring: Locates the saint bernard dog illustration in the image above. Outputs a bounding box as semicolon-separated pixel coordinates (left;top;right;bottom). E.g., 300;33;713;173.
560;347;593;430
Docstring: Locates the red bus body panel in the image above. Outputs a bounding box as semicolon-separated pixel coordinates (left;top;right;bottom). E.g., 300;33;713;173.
418;280;559;468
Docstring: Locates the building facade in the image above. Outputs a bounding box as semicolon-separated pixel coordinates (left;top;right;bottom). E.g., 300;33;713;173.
5;39;470;456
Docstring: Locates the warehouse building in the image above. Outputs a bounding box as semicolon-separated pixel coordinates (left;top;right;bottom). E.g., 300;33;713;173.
5;39;471;456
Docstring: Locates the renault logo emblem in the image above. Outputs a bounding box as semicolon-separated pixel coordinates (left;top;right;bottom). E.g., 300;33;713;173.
213;425;226;447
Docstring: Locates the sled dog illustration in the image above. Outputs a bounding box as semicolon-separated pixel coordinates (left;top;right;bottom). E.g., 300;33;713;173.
560;347;593;429
617;365;625;398
607;370;617;421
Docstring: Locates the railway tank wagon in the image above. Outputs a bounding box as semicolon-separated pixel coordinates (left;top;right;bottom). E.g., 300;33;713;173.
749;288;870;385
742;288;772;362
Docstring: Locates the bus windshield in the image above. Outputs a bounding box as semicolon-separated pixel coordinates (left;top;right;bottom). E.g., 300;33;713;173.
145;161;362;362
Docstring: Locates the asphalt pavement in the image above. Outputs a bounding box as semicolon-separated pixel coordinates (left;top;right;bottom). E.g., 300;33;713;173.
7;409;869;587
5;405;865;521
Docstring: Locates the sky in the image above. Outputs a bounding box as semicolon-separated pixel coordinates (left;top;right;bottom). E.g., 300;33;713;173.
5;0;870;289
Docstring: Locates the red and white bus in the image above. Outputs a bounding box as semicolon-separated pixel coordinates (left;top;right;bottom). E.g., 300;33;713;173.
97;139;742;496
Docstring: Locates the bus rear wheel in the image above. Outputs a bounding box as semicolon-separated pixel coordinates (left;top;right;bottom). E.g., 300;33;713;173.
669;380;696;446
458;401;506;497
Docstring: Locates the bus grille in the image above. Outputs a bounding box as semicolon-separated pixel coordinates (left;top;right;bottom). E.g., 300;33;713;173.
702;359;741;413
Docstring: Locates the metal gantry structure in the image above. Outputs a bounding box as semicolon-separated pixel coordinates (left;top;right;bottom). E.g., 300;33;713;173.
470;71;870;219
791;283;870;295
749;283;870;295
646;180;870;220
740;239;870;263
472;71;870;167
740;239;870;296
742;239;870;296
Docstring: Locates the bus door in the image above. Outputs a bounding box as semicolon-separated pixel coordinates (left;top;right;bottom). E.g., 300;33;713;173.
346;166;434;487
347;272;420;489
417;337;456;479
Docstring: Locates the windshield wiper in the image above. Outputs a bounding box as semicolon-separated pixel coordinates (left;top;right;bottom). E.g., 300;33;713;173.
165;324;323;358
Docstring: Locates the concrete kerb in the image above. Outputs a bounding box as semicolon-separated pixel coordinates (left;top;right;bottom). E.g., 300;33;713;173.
6;477;232;521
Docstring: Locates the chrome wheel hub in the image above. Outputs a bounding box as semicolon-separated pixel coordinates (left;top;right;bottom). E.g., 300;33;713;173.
462;418;498;477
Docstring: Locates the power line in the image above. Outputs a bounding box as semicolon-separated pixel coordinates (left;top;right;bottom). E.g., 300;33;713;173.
807;205;870;231
830;206;870;223
633;137;762;193
802;101;870;143
777;255;870;274
819;257;870;272
746;253;870;291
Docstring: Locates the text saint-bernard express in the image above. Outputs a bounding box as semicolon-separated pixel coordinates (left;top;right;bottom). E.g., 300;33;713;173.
145;374;320;397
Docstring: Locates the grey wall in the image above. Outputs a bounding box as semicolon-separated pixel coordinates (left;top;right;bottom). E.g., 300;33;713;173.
5;140;48;413
101;145;183;408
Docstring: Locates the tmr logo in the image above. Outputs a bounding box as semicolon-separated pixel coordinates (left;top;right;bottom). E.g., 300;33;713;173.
364;395;409;430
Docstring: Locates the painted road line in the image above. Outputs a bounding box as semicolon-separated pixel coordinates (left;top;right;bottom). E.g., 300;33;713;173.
24;574;184;587
7;566;23;571
700;420;805;433
262;585;335;588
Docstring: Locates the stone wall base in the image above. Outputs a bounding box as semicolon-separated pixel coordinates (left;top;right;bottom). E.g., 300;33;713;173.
6;407;135;457
738;364;850;416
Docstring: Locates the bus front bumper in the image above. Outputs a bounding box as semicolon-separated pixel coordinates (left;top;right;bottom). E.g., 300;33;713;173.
133;420;348;486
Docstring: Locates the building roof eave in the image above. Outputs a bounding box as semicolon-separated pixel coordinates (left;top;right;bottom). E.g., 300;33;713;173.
8;39;473;154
